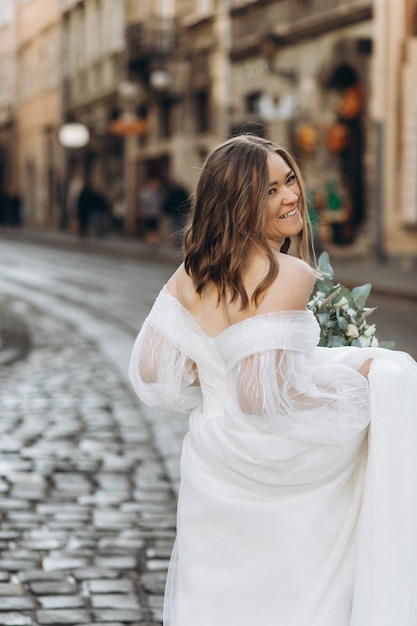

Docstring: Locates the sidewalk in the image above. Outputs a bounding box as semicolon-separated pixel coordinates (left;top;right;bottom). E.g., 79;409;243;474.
1;226;416;301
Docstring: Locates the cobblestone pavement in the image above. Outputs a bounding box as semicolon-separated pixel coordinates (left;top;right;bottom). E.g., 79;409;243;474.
0;294;176;625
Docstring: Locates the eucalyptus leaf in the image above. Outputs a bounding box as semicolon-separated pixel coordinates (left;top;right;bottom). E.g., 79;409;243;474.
329;335;348;347
351;283;372;306
379;341;396;350
316;277;334;293
317;312;329;324
317;251;334;278
337;316;349;331
346;307;357;320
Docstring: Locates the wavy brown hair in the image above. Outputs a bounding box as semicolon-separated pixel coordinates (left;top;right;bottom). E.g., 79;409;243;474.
183;134;314;309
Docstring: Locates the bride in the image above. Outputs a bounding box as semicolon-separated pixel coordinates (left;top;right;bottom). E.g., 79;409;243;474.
129;134;417;625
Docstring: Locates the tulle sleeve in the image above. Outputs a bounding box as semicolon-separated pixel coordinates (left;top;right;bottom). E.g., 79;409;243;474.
217;311;370;445
129;292;202;414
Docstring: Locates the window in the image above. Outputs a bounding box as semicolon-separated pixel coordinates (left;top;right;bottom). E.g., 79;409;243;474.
245;91;262;115
109;0;125;52
40;30;58;90
19;45;34;101
158;97;173;138
194;90;210;133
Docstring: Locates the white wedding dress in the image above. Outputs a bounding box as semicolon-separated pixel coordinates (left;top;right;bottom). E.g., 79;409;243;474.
129;286;417;626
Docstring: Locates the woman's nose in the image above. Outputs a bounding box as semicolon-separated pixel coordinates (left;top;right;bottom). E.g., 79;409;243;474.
282;186;298;204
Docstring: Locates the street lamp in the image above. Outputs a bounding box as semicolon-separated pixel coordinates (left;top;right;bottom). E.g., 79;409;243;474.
110;80;147;236
58;123;90;149
57;122;90;229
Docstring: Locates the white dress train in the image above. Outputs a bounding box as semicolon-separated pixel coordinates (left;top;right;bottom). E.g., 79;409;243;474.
129;286;417;626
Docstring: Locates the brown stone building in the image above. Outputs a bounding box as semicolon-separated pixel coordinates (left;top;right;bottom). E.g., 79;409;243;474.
0;0;18;225
3;0;417;260
14;0;61;227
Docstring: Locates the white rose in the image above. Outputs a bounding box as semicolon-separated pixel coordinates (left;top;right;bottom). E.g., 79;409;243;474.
347;324;359;338
364;324;376;338
334;296;349;310
358;336;371;348
370;337;379;347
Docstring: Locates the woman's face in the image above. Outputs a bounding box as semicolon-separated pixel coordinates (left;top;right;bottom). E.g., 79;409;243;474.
264;151;303;248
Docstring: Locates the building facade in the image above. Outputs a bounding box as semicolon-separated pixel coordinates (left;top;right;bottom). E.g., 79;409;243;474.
15;0;62;227
0;0;18;225
4;0;417;259
375;0;417;258
60;0;126;229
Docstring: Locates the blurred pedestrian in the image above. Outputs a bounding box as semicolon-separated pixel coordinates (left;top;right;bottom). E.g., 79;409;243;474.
137;177;164;246
111;190;126;236
89;187;107;238
66;175;83;233
77;182;107;238
163;180;191;247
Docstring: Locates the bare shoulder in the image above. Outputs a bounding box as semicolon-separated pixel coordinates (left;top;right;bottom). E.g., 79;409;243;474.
256;253;316;314
165;264;194;303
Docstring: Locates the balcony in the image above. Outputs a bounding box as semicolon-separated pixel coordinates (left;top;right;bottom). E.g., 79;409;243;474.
231;0;372;56
126;18;175;68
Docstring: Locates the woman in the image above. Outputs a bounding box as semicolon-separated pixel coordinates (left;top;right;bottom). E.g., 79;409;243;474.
129;135;417;625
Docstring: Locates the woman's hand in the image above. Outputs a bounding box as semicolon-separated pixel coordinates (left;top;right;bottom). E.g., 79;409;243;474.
358;358;373;379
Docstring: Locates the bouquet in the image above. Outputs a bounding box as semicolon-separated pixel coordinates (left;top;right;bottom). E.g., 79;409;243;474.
307;252;395;349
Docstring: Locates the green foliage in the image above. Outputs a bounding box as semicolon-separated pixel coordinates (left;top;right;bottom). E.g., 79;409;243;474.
307;252;395;349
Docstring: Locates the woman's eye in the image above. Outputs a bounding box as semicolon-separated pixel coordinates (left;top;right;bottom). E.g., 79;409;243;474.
268;187;277;196
287;174;296;184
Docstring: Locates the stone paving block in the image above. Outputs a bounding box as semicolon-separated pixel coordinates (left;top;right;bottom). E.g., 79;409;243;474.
141;572;167;595
0;498;30;510
97;537;145;553
148;594;164;622
92;609;143;623
36;608;90;624
0;459;32;473
0;613;33;625
0;572;11;582
18;570;71;583
133;490;173;503
42;556;88;571
37;595;85;609
1;550;40;561
6;512;45;524
146;560;170;572
86;579;134;594
20;539;64;551
94;556;137;570
146;545;172;560
72;569;120;581
29;581;77;595
76;622;125;626
0;560;38;571
93;511;136;530
0;583;25;596
78;492;126;506
90;594;140;610
0;596;35;609
0;531;19;540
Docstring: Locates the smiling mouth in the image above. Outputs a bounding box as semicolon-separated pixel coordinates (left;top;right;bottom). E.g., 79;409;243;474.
278;208;298;220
